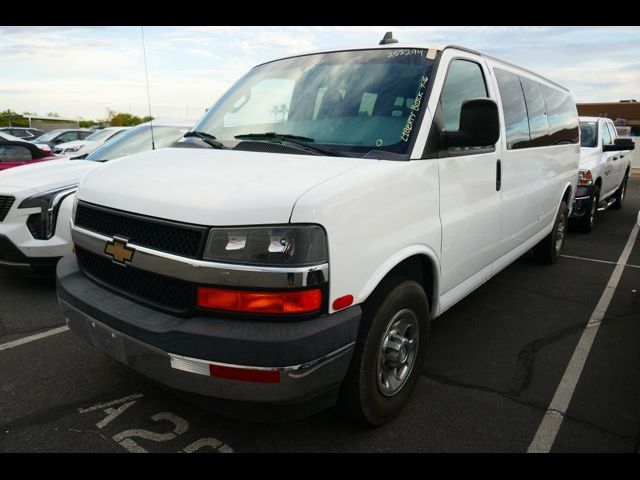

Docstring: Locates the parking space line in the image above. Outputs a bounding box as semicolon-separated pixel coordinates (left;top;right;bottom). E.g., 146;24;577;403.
561;254;640;269
528;223;639;453
0;325;69;352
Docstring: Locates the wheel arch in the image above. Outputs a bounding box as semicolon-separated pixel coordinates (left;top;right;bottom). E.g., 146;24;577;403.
358;246;440;319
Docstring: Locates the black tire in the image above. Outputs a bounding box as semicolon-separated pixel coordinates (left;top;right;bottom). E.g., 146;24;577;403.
611;172;629;210
338;275;430;426
534;200;568;264
573;184;600;233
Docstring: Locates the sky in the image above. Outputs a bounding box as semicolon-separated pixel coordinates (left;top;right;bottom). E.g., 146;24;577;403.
1;26;639;121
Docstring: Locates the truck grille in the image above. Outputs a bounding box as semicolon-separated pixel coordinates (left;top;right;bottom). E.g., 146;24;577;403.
0;196;15;222
74;203;208;259
76;247;193;314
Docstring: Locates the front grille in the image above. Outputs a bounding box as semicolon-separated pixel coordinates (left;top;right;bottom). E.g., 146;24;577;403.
75;203;207;258
0;196;15;222
76;247;193;313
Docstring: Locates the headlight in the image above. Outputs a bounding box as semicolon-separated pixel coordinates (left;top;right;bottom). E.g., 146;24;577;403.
19;185;77;240
578;169;593;185
203;225;328;266
65;145;82;153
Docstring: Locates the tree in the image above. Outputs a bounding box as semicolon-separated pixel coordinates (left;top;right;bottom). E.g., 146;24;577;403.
110;112;143;127
0;109;19;116
46;112;60;118
142;116;154;123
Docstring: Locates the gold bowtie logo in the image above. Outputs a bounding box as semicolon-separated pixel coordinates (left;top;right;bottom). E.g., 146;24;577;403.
104;237;135;265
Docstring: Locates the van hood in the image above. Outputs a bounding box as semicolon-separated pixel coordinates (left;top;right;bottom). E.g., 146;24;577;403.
0;158;100;193
77;148;371;225
579;147;599;170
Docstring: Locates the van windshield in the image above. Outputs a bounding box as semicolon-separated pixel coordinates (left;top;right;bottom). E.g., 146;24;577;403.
580;121;598;148
193;49;436;159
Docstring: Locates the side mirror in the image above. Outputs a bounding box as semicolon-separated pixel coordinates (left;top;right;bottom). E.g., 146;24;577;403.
603;138;635;152
443;98;500;149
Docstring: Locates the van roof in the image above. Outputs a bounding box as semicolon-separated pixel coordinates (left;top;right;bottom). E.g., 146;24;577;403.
255;43;570;94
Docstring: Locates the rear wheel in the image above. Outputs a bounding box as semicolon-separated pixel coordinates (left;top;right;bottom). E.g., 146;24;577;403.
338;276;429;426
611;172;628;210
534;200;568;264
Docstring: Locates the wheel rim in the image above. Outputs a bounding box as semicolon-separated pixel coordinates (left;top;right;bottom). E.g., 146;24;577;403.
589;196;598;227
555;212;566;253
377;308;419;397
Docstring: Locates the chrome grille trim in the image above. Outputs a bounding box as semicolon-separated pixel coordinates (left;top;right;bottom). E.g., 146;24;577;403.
71;224;329;289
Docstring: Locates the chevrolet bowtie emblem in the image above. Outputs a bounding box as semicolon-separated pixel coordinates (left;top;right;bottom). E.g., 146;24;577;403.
104;237;135;265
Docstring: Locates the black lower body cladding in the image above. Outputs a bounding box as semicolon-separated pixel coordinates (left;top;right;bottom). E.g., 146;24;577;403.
0;235;60;272
56;255;361;409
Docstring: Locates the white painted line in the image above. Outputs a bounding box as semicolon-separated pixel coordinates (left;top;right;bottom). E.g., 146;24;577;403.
528;223;639;453
78;394;144;413
561;255;618;265
0;325;69;352
561;254;640;269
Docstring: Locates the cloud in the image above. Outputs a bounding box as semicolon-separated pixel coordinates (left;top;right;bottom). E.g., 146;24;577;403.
1;26;639;118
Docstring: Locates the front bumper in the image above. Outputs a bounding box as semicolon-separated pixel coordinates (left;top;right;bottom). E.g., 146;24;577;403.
56;255;361;406
571;185;593;219
0;194;74;270
0;235;61;271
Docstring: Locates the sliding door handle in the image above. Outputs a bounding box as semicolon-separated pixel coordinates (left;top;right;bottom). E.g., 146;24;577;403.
496;159;501;191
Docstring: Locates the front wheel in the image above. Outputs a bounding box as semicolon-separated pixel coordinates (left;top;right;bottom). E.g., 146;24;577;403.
338;276;429;426
534;200;568;264
573;184;600;233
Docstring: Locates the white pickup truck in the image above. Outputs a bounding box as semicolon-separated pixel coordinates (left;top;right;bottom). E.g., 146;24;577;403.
571;116;635;231
56;38;580;425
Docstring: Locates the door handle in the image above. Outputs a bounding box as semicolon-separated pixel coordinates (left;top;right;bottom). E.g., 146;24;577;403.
496;159;501;191
620;154;625;158
612;156;618;161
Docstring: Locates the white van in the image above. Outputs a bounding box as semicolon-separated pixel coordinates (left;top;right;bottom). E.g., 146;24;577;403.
57;37;580;425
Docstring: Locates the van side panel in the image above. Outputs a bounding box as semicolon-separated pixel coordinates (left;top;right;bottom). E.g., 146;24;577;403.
486;58;580;255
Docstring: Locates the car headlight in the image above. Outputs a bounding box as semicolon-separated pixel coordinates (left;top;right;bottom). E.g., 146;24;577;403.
203;225;328;266
65;145;83;153
19;185;77;240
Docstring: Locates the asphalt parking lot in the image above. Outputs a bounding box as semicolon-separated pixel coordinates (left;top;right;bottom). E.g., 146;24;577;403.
1;179;639;453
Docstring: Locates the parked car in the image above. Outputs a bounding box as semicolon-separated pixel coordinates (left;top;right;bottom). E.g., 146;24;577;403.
52;127;129;157
0;127;45;140
0;132;60;171
0;119;192;272
570;116;635;232
30;129;95;149
56;39;580;425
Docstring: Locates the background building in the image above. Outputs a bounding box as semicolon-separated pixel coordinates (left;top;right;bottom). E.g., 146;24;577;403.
0;114;79;132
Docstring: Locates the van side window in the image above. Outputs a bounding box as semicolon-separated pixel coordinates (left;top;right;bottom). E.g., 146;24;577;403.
519;76;549;146
601;122;613;145
494;68;530;149
440;60;488;131
540;85;579;145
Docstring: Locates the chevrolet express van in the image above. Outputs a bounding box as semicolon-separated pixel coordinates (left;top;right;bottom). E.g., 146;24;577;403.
57;38;580;425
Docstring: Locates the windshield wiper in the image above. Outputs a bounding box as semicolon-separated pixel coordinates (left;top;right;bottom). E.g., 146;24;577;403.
234;132;343;157
183;131;227;149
